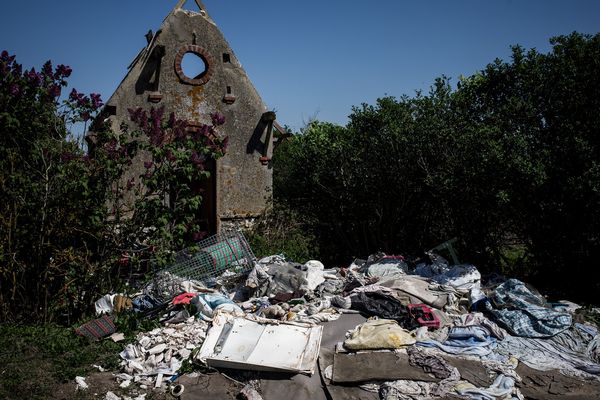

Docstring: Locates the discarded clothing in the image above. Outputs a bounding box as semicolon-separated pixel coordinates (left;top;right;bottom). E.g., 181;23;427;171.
550;323;600;364
349;283;395;296
456;312;506;340
238;384;263;400
427;264;482;293
414;254;451;278
453;374;521;400
75;315;116;341
315;279;345;298
490;279;572;338
191;293;242;321
349;291;413;327
407;346;454;379
380;361;461;400
364;255;409;282
132;294;163;313
95;294;132;315
380;276;453;310
246;255;329;296
494;324;600;380
417;325;497;356
172;292;197;305
551;300;582;314
379;380;432;400
344;319;416;350
95;294;115;315
304;260;326;290
245;262;272;293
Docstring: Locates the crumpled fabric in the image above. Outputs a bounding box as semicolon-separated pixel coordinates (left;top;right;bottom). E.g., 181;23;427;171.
490;279;572;338
95;294;116;315
349;283;395;296
191;293;242;321
379;380;432;400
246;255;329;296
417;325;497;356
494;336;600;379
132;294;163;313
172;292;197;305
179;279;208;293
380;362;461;400
453;374;523;400
380;276;452;310
482;356;521;383
295;309;341;324
314;279;345;298
96;293;133;315
407;346;454;379
494;324;600;379
456;312;507;340
414;254;451;278
428;264;482;293
551;323;600;364
238;384;263;400
246;263;272;292
304;260;325;290
350;291;414;327
365;255;409;282
344;318;416;350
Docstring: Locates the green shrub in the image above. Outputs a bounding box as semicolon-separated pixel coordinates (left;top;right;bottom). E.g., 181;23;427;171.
245;202;319;264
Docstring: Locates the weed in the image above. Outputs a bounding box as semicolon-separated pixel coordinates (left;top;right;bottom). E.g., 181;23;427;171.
0;323;121;399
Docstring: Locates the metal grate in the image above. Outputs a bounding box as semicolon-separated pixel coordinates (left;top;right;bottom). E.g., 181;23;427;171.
145;229;255;303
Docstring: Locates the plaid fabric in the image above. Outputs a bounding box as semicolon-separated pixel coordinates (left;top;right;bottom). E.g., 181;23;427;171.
75;314;116;341
491;279;572;338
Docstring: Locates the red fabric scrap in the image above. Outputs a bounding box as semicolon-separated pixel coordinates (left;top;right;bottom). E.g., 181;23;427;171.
172;292;197;305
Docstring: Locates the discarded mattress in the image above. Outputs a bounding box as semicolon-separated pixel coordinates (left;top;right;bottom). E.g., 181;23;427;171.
197;313;323;375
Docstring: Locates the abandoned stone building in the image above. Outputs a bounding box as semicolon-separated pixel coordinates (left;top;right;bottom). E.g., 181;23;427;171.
100;0;282;234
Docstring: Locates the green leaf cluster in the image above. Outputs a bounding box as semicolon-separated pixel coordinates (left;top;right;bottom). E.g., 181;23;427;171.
274;32;600;301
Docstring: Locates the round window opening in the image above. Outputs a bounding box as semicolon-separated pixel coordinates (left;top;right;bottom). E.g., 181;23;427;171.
174;45;213;85
181;52;207;80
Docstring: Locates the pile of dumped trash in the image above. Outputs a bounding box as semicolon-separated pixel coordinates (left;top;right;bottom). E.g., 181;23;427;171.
77;241;600;400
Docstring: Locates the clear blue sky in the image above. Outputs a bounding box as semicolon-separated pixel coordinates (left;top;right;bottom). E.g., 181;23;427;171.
1;0;599;131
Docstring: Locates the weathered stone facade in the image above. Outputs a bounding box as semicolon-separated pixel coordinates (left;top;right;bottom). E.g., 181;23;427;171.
103;0;275;233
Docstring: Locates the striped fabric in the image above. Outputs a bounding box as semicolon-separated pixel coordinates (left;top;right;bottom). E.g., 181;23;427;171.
75;314;116;340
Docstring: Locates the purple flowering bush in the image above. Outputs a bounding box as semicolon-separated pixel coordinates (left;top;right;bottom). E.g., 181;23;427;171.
0;52;131;322
124;106;228;258
0;51;229;322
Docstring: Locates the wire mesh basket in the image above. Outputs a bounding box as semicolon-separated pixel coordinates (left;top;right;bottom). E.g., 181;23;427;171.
144;229;256;303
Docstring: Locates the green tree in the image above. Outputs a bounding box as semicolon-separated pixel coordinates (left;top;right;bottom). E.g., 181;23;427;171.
455;32;600;295
274;32;600;301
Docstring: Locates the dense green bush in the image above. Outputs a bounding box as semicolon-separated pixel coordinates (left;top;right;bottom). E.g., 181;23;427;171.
274;33;600;301
245;202;319;263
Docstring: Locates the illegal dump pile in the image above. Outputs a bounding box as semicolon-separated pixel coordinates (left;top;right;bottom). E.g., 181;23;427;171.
76;233;600;400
